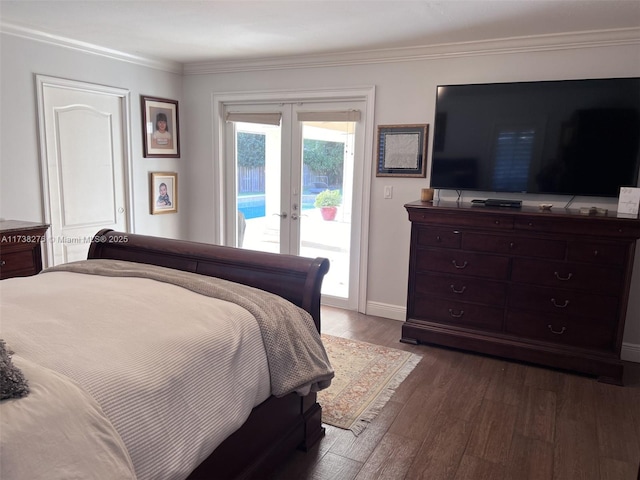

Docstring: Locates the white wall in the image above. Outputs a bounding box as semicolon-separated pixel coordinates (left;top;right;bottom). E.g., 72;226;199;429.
0;33;186;239
183;41;640;359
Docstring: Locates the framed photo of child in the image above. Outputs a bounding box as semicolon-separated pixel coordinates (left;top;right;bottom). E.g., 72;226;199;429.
150;172;178;214
141;96;180;158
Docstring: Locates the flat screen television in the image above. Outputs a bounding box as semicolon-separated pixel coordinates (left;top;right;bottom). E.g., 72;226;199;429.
430;77;640;197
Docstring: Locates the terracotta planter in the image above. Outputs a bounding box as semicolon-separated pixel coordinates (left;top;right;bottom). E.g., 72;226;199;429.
320;206;338;221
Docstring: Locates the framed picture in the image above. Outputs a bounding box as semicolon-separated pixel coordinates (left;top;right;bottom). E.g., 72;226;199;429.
150;172;178;214
376;124;429;177
141;96;180;158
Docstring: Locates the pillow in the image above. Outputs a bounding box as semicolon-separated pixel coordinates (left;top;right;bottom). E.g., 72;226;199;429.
0;339;29;400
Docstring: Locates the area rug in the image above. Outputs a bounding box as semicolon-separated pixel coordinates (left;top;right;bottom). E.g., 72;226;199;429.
318;334;422;435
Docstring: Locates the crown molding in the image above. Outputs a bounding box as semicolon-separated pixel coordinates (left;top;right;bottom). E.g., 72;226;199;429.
0;21;183;75
184;27;640;75
2;20;638;77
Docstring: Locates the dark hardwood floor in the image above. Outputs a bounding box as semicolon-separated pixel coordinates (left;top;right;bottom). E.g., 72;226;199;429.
272;306;640;480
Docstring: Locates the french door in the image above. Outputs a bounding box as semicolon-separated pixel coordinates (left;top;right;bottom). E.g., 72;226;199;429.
223;100;366;309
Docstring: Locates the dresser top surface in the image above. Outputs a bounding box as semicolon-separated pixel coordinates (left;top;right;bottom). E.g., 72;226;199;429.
405;200;640;222
0;220;50;233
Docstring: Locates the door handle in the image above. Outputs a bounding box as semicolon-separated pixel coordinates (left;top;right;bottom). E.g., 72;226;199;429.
273;212;287;218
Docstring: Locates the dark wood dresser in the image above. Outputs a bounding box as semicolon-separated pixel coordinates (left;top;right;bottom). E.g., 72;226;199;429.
0;220;50;279
403;200;640;384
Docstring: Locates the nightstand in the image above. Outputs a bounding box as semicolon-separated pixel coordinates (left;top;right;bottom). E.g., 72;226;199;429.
0;220;50;279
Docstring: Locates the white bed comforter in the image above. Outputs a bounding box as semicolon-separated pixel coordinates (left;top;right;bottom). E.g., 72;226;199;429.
1;355;137;480
0;261;333;480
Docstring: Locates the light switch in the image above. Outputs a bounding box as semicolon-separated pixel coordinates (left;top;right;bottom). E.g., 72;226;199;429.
384;186;393;199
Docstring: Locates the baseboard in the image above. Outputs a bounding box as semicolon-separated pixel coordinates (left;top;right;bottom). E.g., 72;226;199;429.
365;301;405;322
622;343;640;363
364;302;640;365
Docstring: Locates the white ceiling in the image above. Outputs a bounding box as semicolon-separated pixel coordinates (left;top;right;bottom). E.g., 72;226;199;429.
1;0;639;65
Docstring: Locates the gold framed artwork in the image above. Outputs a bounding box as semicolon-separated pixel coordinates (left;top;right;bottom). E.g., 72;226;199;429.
376;124;429;177
150;172;178;214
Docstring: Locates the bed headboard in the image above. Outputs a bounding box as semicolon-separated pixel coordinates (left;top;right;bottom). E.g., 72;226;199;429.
87;229;330;329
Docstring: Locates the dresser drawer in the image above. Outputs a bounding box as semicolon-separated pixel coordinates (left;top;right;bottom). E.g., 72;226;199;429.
515;215;640;238
508;284;618;321
567;241;628;266
511;258;623;295
505;310;616;351
462;232;566;259
408;209;515;230
415;272;507;306
416;248;510;280
415;227;461;249
0;249;39;278
413;296;504;331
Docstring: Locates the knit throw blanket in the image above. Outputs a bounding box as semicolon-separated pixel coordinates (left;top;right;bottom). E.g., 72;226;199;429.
45;260;334;397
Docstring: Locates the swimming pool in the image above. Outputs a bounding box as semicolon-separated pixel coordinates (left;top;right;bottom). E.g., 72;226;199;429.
238;194;316;219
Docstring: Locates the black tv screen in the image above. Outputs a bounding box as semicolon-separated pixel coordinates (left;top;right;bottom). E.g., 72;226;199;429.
430;78;640;197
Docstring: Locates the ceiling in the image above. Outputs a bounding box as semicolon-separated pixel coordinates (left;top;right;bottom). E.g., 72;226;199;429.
1;0;639;65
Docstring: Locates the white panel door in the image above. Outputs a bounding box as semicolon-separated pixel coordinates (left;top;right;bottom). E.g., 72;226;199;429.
37;77;130;266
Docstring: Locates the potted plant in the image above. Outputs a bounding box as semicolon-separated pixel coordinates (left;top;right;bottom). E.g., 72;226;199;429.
314;189;342;221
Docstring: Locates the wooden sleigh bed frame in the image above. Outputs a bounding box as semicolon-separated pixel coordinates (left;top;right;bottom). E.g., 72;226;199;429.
87;229;330;479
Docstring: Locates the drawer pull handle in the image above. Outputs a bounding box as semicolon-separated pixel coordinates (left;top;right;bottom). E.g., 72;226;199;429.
448;309;465;318
547;324;566;335
450;285;466;294
509;242;515;249
554;271;573;281
436;235;442;242
451;260;468;269
495;220;500;225
0;260;5;266
593;250;598;257
551;298;569;308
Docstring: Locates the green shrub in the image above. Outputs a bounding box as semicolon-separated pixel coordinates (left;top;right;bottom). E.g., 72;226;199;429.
314;189;342;207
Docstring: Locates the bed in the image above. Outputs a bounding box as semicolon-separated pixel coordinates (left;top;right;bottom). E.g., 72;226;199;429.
0;229;333;480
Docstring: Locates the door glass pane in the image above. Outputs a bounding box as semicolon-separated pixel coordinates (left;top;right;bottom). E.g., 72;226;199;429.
299;121;354;298
235;121;281;253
